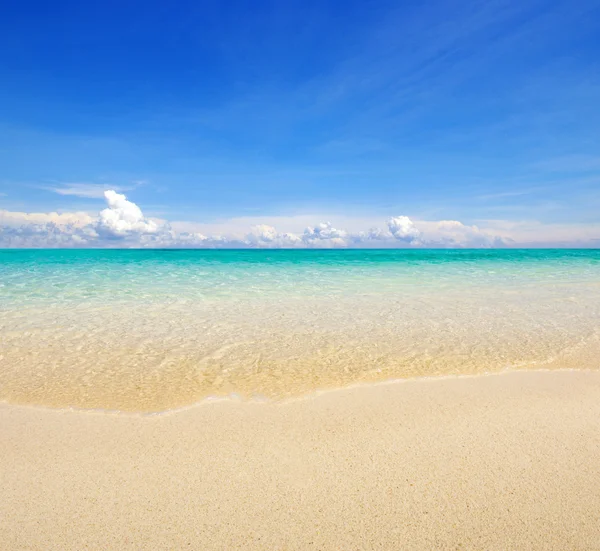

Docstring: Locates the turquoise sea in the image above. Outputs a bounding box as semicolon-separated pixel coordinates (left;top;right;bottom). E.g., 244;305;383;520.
1;249;599;412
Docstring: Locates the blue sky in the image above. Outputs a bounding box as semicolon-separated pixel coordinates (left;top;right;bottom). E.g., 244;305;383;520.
1;0;599;246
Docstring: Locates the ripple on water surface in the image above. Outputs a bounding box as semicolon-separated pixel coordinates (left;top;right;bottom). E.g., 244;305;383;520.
1;249;600;412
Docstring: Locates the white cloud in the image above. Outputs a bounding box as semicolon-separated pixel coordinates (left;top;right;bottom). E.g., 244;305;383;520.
245;221;353;248
136;226;209;248
0;222;98;248
246;224;302;247
97;190;159;239
302;222;349;247
361;227;389;241
474;219;600;246
42;183;119;199
417;220;510;247
42;181;143;199
0;191;597;248
249;224;279;243
387;216;421;243
0;209;94;228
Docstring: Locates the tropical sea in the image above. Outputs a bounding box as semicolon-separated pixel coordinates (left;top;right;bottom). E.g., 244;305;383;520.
1;249;599;412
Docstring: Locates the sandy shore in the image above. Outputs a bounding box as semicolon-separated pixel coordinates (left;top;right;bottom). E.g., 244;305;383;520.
2;370;600;550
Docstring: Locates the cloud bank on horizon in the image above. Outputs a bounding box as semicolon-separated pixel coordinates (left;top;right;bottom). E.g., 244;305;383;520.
0;190;519;248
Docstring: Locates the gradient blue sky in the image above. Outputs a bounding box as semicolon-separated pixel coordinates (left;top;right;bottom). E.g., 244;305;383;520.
1;0;599;246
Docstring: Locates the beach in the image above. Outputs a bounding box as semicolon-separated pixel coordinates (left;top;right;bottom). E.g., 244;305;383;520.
2;250;600;549
3;0;599;545
2;370;600;550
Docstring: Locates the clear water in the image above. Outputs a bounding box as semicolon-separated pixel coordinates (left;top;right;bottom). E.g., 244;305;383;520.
1;249;600;412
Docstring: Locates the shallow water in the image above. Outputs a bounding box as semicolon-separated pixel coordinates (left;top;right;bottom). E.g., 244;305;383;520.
1;249;599;412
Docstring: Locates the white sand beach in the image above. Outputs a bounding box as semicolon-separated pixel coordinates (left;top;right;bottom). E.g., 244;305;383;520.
2;370;600;550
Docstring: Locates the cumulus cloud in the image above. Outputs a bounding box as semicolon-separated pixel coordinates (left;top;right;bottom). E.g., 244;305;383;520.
0;222;98;248
129;226;209;248
246;224;302;247
0;209;94;228
259;224;281;241
0;190;551;248
387;216;421;243
97;190;159;239
302;222;349;247
0;190;160;247
418;220;510;247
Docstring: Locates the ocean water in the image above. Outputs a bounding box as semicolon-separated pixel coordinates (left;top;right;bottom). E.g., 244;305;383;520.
1;249;599;412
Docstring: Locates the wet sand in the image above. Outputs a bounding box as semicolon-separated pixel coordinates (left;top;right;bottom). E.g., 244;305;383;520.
1;370;600;550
